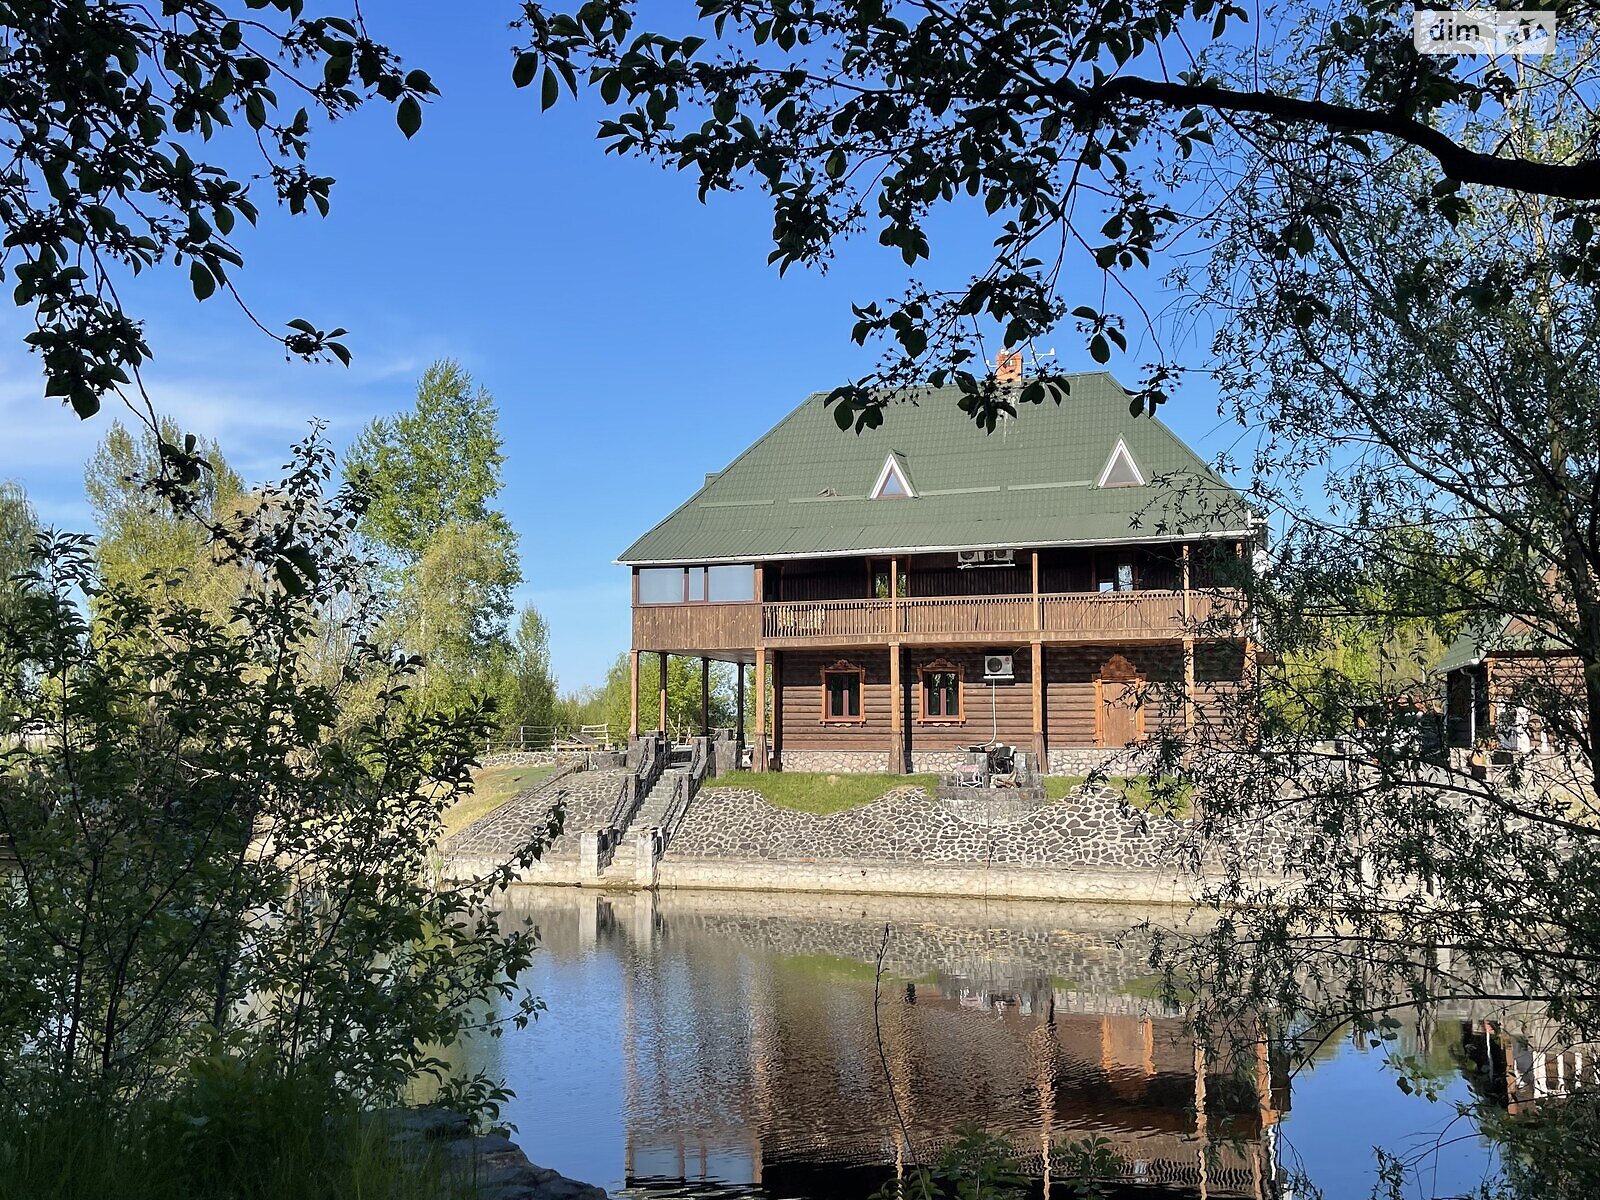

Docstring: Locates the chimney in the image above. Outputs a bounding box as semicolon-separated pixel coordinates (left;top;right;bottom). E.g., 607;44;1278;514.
996;350;1023;383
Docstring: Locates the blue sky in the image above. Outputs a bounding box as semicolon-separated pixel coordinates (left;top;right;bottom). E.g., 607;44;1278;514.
0;3;1244;692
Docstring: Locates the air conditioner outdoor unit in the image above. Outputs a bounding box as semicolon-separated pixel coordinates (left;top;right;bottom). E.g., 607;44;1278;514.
957;548;1017;568
984;653;1015;681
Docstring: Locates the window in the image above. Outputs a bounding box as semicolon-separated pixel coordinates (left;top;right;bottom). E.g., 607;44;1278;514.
1097;438;1145;488
637;564;754;604
1097;557;1135;593
870;453;916;499
707;563;755;602
638;567;685;604
919;660;963;722
822;661;866;723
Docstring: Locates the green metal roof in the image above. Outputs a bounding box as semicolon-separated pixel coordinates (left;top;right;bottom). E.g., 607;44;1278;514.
619;373;1254;564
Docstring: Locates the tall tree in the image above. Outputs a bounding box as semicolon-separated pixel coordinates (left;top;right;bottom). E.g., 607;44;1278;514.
347;360;523;708
348;360;513;564
85;418;248;614
495;605;561;731
520;0;1600;427
595;651;735;741
3;3;435;425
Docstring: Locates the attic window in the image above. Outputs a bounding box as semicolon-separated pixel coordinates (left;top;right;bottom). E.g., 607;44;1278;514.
1097;438;1144;488
871;453;916;500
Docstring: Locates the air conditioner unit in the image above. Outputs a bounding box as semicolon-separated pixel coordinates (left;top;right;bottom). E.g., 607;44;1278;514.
957;548;1017;568
984;653;1015;681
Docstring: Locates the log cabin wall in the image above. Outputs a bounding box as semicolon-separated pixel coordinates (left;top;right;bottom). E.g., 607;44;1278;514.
777;649;893;753
902;648;1034;751
1045;643;1188;746
770;559;872;602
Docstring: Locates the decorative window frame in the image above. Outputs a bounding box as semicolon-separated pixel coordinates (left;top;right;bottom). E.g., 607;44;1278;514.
820;659;868;725
870;453;917;500
1096;437;1145;488
917;658;965;724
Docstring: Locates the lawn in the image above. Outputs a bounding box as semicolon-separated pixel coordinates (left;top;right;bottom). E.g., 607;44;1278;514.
1043;774;1192;817
440;763;558;841
704;770;937;815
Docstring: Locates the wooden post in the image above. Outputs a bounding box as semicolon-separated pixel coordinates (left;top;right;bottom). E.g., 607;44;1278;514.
771;649;783;768
629;649;641;739
1182;544;1195;736
753;647;768;772
700;656;711;739
890;555;899;635
890;643;904;774
658;651;669;737
736;662;746;759
1032;549;1042;633
1031;641;1046;772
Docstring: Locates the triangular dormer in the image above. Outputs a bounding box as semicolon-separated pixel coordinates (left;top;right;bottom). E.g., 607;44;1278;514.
870;452;916;499
1096;438;1144;488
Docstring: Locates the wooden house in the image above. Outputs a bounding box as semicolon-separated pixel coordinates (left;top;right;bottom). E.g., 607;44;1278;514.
618;372;1257;774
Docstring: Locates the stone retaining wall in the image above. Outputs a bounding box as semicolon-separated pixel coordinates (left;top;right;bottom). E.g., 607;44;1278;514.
443;765;626;883
384;1107;606;1200
777;748;887;772
480;751;571;768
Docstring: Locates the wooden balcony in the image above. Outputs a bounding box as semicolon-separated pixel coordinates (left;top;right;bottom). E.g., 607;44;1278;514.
758;589;1243;647
633;590;1243;654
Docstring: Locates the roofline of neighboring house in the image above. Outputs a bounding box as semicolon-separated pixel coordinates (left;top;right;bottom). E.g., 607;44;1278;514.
616;528;1256;567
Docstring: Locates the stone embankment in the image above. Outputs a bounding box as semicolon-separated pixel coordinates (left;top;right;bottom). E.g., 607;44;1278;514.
443;759;1294;903
385;1107;606;1200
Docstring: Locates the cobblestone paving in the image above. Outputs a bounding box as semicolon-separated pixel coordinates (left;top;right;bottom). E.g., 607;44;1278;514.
671;783;1287;872
445;767;628;864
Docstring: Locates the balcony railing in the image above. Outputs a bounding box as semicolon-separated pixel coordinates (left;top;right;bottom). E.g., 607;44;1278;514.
759;589;1241;644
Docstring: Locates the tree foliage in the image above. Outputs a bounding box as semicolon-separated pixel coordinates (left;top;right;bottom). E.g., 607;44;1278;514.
0;431;545;1114
594;650;737;740
1141;103;1600;1196
2;1;436;424
518;0;1600;428
85;418;247;614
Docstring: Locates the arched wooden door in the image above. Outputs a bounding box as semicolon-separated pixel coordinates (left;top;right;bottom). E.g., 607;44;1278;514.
1096;654;1145;747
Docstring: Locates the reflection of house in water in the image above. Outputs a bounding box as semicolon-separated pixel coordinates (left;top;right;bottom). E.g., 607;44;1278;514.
1460;1018;1600;1116
507;890;1289;1199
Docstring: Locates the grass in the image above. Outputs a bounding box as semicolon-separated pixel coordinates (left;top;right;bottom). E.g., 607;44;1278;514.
1043;774;1192;817
703;770;937;815
439;763;558;841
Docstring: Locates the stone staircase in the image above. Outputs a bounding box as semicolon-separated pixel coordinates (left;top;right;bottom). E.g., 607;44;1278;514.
596;746;696;884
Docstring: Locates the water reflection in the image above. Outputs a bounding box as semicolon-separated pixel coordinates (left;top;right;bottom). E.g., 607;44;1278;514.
471;889;1509;1199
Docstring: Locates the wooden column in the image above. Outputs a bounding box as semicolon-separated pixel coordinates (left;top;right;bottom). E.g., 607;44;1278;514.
753;647;768;772
771;649;783;768
1032;549;1042;633
700;656;711;738
1182;544;1195;733
736;662;746;759
1031;640;1046;772
658;651;669;737
889;643;905;774
629;648;641;739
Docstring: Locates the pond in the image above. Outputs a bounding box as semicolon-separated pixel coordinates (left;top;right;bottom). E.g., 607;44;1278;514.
465;889;1520;1199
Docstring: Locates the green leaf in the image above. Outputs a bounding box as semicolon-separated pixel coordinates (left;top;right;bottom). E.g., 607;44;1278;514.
190;261;215;301
397;95;422;139
513;52;539;89
1089;333;1109;363
825;149;846;179
541;67;560;112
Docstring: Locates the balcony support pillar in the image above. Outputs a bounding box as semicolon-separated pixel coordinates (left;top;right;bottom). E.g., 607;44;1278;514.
1183;637;1196;735
629;648;640;740
771;650;783;769
753;647;768;772
700;656;711;739
658;651;669;737
736;662;746;760
889;643;905;774
1031;640;1046;772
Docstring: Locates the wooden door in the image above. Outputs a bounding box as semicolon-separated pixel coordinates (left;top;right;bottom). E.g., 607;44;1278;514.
1096;654;1144;747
